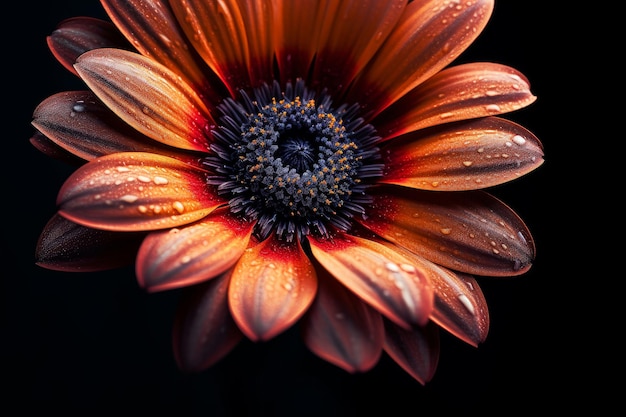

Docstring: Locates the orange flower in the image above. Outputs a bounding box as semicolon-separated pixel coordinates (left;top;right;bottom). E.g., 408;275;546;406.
31;0;543;384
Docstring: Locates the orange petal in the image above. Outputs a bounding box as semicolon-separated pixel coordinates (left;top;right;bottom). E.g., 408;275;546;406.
430;270;489;346
379;117;544;190
75;48;214;152
137;208;254;292
271;0;329;85
173;271;244;372
374;239;488;346
375;62;537;139
358;185;535;277
101;0;227;105
301;267;384;373
347;0;494;115
58;152;223;231
228;234;318;341
383;319;440;385
47;17;130;76
308;232;434;329
308;0;407;96
32;91;207;167
169;0;271;93
35;213;145;272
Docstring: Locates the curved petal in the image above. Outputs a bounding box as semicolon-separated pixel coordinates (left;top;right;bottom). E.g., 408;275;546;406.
374;63;537;139
347;0;494;116
32;90;207;166
173;272;244;372
308;0;408;96
430;270;489;346
74;48;214;152
47;17;130;76
301;267;384;373
228;234;318;341
30;131;85;166
271;0;330;85
373;238;488;346
57;152;223;231
357;185;535;276
308;231;434;329
170;0;271;94
137;208;254;292
379;117;544;191
101;0;227;105
35;213;145;272
383;318;440;385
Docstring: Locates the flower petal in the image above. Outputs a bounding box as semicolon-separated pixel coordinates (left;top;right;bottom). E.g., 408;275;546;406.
47;17;130;76
137;208;254;292
383;319;440;385
173;272;244;372
347;0;494;115
228;234;318;341
379;117;544;190
101;0;227;105
430;271;489;346
308;0;407;96
32;91;207;166
169;0;272;93
308;232;434;329
57;152;223;231
74;48;214;152
357;185;535;276
35;213;145;272
30;131;84;166
374;63;537;139
373;239;488;346
301;267;384;373
271;0;328;85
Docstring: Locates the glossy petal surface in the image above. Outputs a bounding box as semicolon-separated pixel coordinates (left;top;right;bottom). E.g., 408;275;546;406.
35;213;145;272
375;239;488;346
47;17;130;76
101;0;227;105
429;270;489;346
137;208;254;292
169;0;264;94
57;152;222;231
229;234;318;341
309;0;407;95
375;63;537;139
32;90;205;166
301;268;384;373
380;117;544;190
173;272;244;372
383;319;440;385
358;185;535;276
75;48;214;152
348;0;494;115
308;232;434;329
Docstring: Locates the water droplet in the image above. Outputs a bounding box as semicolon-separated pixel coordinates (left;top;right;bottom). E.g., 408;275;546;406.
172;201;185;213
385;262;400;272
120;194;139;203
154;176;169;185
458;294;475;315
512;135;526;146
440;228;452;235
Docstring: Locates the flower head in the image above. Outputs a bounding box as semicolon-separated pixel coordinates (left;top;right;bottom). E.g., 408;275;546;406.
32;0;543;384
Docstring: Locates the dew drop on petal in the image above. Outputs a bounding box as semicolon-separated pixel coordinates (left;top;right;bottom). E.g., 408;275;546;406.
512;135;526;146
458;294;475;315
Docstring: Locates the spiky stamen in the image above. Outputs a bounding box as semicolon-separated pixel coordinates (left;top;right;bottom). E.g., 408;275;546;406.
205;80;383;242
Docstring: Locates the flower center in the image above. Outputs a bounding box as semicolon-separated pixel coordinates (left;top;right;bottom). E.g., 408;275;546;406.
205;80;383;242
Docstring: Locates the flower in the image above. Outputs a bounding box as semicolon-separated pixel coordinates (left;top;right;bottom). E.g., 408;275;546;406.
31;0;543;384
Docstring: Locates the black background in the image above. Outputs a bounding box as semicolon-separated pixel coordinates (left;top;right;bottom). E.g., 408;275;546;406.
4;1;585;415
